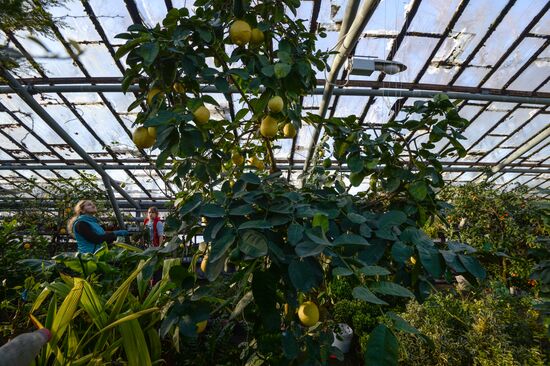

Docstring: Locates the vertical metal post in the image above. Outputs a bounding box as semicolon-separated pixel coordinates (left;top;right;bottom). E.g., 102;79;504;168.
102;175;125;229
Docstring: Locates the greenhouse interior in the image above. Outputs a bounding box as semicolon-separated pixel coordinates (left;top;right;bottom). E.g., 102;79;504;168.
0;0;549;365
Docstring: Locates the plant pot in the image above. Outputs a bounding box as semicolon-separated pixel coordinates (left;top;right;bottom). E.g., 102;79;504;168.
332;323;353;354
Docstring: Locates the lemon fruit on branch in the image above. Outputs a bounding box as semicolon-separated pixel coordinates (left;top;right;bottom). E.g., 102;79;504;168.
248;156;265;171
260;115;278;138
283;123;296;138
172;82;185;94
196;320;207;334
229;20;252;46
268;96;284;113
133;126;156;149
146;87;164;105
250;28;265;44
193;106;210;125
298;301;319;327
232;152;244;165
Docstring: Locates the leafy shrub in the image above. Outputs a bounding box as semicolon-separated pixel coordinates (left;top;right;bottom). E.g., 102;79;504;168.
427;183;549;285
397;288;548;365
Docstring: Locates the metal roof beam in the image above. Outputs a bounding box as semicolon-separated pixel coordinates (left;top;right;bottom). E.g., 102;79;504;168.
302;0;381;178
3;84;550;105
1;69;140;210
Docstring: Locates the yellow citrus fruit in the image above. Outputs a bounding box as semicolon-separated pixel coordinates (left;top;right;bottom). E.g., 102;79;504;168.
193;106;210;125
60;228;67;235
146;87;164;105
410;256;417;265
24;243;31;250
147;127;157;138
260;115;278;138
268;96;284;113
232;152;244;165
133;127;156;149
200;256;208;273
298;301;319;327
248;156;265;170
250;28;265;44
196;320;207;334
172;82;185;94
283;123;296;138
230;20;252;46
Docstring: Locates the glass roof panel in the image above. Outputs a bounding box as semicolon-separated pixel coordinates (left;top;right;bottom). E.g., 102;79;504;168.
384;37;440;83
482;37;546;89
458;110;509;150
88;0;134;44
508;46;550;91
491;108;539;135
408;0;461;34
12;32;84;78
501;114;548;148
333;95;368;117
135;0;169;27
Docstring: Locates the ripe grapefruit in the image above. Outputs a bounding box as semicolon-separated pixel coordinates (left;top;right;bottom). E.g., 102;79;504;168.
230;20;252;46
193;106;210;125
250;28;265;44
268;96;284;113
283;123;296;138
133;127;156;149
298;301;319;327
260;116;278;138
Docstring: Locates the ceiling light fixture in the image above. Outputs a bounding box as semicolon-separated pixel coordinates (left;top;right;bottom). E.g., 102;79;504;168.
346;56;407;76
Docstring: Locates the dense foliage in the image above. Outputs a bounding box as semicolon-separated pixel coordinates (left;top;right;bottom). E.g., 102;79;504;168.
426;183;550;286
397;286;548;365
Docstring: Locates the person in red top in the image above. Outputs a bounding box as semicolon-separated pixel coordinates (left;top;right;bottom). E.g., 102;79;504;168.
143;207;164;247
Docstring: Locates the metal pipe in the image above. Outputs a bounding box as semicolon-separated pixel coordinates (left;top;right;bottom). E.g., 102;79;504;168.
303;0;381;177
2;85;550;105
0;164;173;170
1;163;547;174
490;125;550;174
102;175;125;229
0;69;141;210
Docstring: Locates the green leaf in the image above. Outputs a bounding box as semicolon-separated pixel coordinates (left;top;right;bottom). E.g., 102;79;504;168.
347;212;367;224
418;246;443;278
333;233;369;246
234;108;249;122
359;265;391;276
347;154;364;173
305;228;330;245
364;324;398;366
440;250;466;273
200;204;225;217
138;42;159;66
274;63;291;78
391;242;413;264
239;230;268;257
229;204;255;216
282;331;299;359
287;223;304;245
312;213;329;233
458;255;486;280
349;171;365;187
240;172;261;185
261;65;274;77
210;230;236;262
378;210;407;229
238;220;273;230
408;180;428;201
386;312;420;334
352;286;388;305
288;258;323;291
371;281;414;298
295;241;326;257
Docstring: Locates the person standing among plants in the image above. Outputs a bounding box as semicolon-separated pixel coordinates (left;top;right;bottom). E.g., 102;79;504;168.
67;200;129;254
143;207;164;247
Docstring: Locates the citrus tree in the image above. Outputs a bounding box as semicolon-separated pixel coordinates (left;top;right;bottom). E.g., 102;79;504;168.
116;0;483;364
